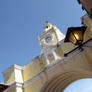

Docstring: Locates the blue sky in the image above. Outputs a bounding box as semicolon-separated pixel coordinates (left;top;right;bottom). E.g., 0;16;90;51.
0;0;85;83
64;78;92;92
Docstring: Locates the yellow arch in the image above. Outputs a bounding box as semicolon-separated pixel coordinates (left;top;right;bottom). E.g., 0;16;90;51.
40;69;92;92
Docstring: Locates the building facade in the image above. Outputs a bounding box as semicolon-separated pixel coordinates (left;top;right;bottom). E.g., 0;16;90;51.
1;14;92;92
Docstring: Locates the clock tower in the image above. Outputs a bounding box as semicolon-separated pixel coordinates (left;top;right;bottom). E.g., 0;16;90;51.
38;23;65;64
38;23;65;51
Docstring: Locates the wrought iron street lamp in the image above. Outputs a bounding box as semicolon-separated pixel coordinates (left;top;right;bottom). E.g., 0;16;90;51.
64;26;88;57
64;26;87;46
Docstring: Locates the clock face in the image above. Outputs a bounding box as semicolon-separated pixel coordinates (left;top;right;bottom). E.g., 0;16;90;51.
45;35;52;43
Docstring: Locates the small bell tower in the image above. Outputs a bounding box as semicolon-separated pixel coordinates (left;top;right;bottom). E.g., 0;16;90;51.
38;23;65;65
38;23;65;51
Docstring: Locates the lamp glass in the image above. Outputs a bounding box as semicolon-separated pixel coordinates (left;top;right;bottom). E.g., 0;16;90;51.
64;26;87;45
69;32;77;44
69;31;83;45
73;31;82;41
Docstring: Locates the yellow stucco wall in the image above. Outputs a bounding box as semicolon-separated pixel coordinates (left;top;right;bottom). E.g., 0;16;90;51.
23;41;92;92
23;55;46;82
23;42;74;83
4;39;92;92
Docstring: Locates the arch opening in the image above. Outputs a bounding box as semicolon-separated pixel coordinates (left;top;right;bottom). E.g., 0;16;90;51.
64;78;92;92
40;70;92;92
